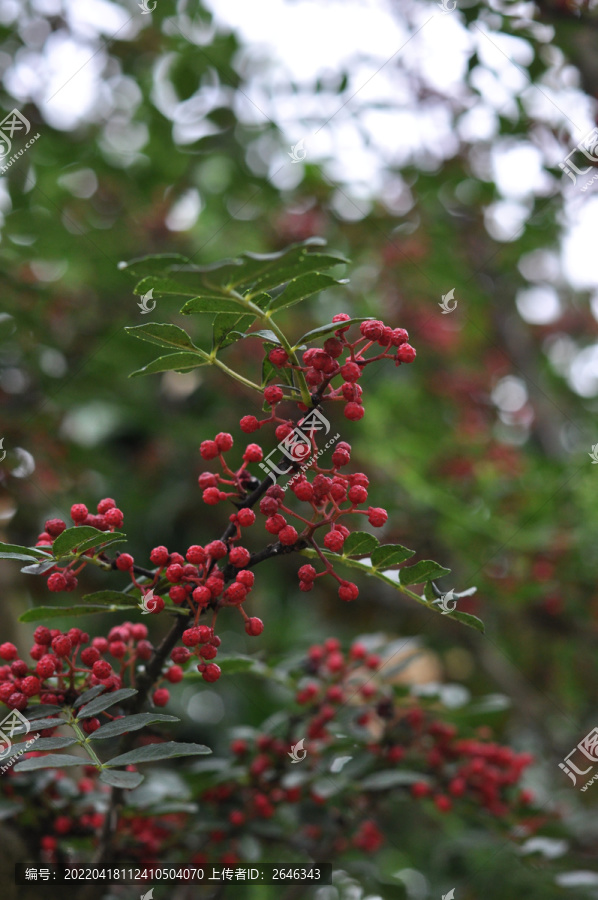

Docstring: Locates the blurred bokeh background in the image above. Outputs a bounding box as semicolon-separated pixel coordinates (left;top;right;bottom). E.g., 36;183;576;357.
1;0;598;895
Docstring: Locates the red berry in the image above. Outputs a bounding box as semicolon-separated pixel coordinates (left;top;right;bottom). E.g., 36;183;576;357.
205;540;227;559
396;343;416;363
116;553;134;571
0;641;19;661
199;644;218;659
200;440;219;460
153;688;170;707
70;504;88;523
215;432;233;452
240;415;260;433
166;665;184;683
323;530;345;553
104;507;124;527
192;586;212;606
229;546;251;568
51;635;72;657
21;676;40;697
7;692;27;710
82;718;101;734
360;319;385;341
150;546;169;566
298;565;317;582
367;507;387;527
265;514;286;534
237;508;256;527
203;487;223;505
245;617;264;636
268;348;289;367
166;563;184;582
186;545;206;564
293;481;314;502
236;570;255;588
260;496;280;515
340;361;362;382
229;810;246;826
45;518;66;537
243;443;263;463
92;660;112;679
391;327;409;346
47;573;67;592
348;485;368;504
223;583;247;605
109;641;127;658
344;402;364;421
338;582;359;602
182;627;202;647
332;313;352;331
97;497;116;513
434;794;452;813
81;647;101;666
36;656;56;678
198;472;218;489
202;663;221;682
169;585;188;605
324;337;343;358
279;525;298;545
171;647;191;664
264;385;283;405
33;627;52;646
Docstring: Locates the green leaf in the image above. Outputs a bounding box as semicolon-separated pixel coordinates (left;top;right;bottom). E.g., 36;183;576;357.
0;542;51;561
451;611;485;634
77;688;138;719
130;352;210;377
371;544;416;568
14;754;85;772
19;605;135;623
216;654;266;675
399;560;451;585
133;275;201;298
52;526;112;557
180;296;247;315
106;742;211;767
19;717;65;731
212;312;256;351
29;736;78;751
124;322;200;352
24;705;64;720
424;581;438;602
73;685;106;709
294;317;373;347
268;273;345;313
20;559;56;575
73;532;127;555
119;253;191;278
82;590;138;607
342;532;379;556
99;769;144;789
246;329;280;343
361;770;428;790
90;713;180;740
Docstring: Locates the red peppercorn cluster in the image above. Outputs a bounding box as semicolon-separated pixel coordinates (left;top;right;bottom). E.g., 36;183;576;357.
0;622;153;712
